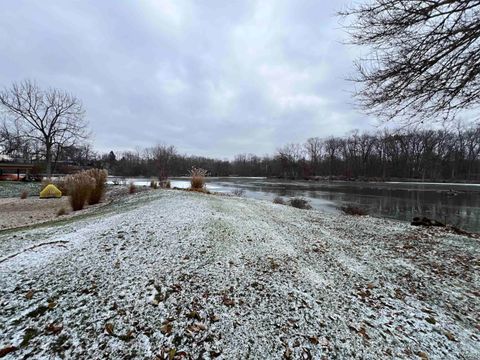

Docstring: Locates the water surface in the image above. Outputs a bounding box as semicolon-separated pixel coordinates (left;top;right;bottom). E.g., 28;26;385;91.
114;177;480;232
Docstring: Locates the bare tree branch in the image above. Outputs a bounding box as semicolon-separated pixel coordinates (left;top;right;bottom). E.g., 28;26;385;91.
340;0;480;125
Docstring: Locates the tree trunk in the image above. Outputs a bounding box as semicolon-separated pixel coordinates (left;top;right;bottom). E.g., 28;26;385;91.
45;144;52;178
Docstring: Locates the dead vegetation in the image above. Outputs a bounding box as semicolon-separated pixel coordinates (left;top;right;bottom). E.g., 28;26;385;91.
231;188;245;196
189;167;208;191
128;182;136;194
65;172;95;211
57;207;67;217
86;169;108;205
161;180;171;189
288;197;312;210
340;204;368;216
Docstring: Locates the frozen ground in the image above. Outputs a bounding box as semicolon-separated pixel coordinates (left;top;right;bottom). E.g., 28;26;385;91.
0;190;479;359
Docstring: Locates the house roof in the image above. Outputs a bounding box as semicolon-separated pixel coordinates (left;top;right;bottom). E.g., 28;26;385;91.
0;163;35;170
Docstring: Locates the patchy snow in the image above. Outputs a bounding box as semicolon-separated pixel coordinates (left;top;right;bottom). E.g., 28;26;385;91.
0;190;479;359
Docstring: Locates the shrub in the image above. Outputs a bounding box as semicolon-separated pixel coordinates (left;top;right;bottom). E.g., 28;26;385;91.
65;172;95;211
160;180;172;189
232;188;245;196
85;168;108;205
57;207;67;217
273;196;286;205
340;204;367;216
128;182;136;194
288;197;312;210
150;180;158;189
20;191;28;199
189;167;208;190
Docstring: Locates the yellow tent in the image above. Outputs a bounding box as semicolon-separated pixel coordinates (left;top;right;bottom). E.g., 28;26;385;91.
39;184;62;199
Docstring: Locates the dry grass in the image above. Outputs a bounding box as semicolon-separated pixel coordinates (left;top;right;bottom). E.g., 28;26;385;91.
273;196;286;205
150;180;159;189
85;168;108;205
185;188;211;194
232;188;245;196
129;182;136;194
20;191;28;199
57;207;67;217
189;167;208;190
340;204;367;216
65;172;95;211
288;198;312;210
161;180;171;189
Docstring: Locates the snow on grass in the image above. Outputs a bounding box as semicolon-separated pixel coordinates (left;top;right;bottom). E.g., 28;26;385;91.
0;189;479;359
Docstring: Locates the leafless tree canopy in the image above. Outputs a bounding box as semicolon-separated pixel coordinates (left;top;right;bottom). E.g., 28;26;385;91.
341;0;480;124
0;80;87;176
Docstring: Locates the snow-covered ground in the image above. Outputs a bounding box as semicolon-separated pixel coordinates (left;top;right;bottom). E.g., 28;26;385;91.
0;190;478;359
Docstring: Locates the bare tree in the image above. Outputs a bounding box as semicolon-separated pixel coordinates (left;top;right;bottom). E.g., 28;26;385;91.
0;80;87;176
150;144;177;180
341;1;480;125
304;137;323;175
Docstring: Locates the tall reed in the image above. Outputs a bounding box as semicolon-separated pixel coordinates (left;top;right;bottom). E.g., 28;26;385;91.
189;167;208;190
85;168;108;205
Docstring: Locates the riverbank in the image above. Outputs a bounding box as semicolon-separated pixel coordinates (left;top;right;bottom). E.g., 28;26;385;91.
0;190;478;359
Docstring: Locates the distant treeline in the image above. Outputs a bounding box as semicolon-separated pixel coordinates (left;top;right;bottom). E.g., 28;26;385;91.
98;126;480;181
3;126;480;181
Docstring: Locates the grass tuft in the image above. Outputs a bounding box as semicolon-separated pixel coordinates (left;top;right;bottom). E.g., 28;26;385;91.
128;182;136;194
85;168;108;205
20;191;28;199
288;197;312;210
340;204;367;216
232;188;245;197
57;207;67;217
273;196;286;205
189;167;208;190
65;172;96;211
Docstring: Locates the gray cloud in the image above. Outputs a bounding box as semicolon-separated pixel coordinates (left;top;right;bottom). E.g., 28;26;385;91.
0;0;371;158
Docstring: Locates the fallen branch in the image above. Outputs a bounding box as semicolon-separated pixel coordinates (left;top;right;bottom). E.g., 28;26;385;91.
0;240;69;264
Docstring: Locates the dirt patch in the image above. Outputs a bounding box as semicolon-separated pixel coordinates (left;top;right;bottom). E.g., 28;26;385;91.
0;186;149;231
0;197;71;230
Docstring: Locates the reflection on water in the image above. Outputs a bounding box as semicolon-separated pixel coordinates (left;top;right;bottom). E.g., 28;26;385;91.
202;178;480;232
117;177;480;232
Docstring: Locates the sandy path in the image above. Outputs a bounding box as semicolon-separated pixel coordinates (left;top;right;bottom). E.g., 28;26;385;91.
0;190;478;359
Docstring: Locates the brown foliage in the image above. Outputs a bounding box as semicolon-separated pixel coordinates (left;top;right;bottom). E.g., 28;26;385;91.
85;168;108;205
129;182;136;194
20;191;28;199
273;196;286;205
341;204;367;216
57;207;67;217
65;172;95;211
189;167;208;190
289;198;312;210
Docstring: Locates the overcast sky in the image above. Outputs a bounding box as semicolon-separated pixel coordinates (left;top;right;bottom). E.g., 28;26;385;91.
0;0;373;158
